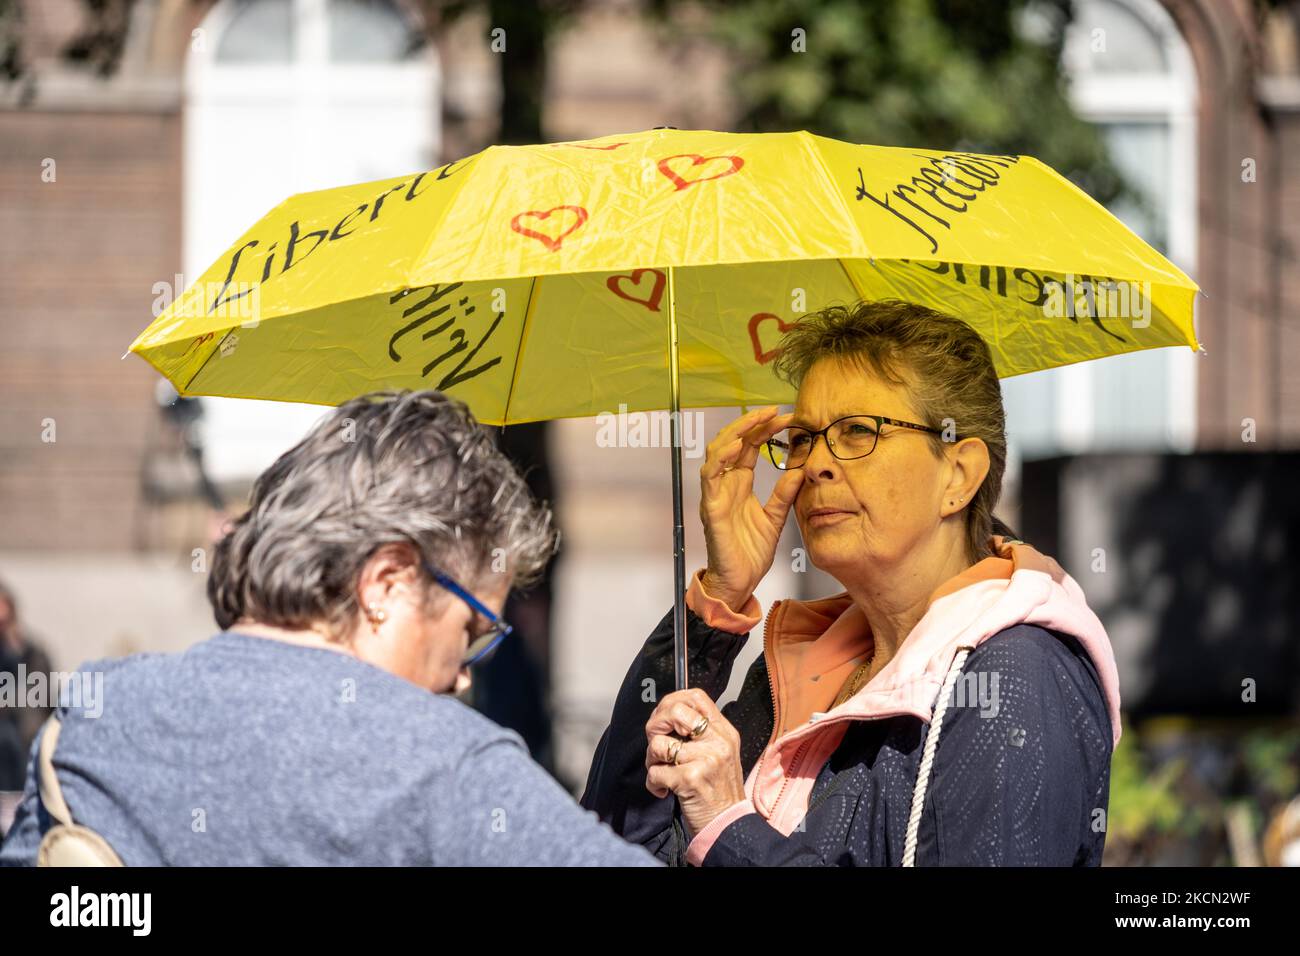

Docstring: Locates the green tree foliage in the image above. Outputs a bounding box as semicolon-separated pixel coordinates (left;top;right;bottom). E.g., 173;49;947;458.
654;0;1129;204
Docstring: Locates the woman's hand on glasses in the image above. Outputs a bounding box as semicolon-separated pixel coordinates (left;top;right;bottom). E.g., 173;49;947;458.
698;406;805;612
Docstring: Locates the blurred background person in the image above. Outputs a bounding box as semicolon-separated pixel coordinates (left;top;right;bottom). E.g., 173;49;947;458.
0;582;54;768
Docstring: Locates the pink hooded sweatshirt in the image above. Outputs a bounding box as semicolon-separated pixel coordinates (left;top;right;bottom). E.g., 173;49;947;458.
683;535;1123;865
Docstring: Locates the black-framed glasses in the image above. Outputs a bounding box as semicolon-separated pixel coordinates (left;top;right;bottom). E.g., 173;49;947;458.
765;414;942;470
421;560;513;667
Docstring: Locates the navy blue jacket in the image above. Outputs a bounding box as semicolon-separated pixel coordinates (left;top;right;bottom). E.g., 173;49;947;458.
581;606;1114;866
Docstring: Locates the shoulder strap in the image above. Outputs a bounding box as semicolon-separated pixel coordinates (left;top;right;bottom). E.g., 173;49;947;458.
37;715;74;826
34;714;125;867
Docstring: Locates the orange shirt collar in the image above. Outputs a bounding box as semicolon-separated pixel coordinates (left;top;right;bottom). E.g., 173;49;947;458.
765;538;1020;738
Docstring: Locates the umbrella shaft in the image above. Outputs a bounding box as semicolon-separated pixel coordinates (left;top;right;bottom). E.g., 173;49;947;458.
667;266;688;690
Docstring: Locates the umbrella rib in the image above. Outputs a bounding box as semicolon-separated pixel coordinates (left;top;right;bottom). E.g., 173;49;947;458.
836;258;868;303
181;331;230;394
501;275;540;427
802;130;875;262
409;149;493;290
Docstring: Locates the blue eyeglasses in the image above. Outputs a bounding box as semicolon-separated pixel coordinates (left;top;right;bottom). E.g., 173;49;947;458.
422;561;513;667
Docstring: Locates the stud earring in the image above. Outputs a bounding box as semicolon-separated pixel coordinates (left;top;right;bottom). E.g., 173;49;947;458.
365;602;387;630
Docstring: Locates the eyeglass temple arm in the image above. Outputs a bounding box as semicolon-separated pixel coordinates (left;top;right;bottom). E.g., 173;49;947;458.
427;565;500;621
877;416;942;434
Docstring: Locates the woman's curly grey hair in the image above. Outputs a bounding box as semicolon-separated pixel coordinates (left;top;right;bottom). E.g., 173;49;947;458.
207;390;558;638
772;299;1016;563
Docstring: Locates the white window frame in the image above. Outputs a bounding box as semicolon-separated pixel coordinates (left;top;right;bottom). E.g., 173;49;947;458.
183;0;441;483
1055;0;1199;454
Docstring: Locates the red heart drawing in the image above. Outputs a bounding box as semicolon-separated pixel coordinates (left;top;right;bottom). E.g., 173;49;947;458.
748;312;794;365
568;142;628;151
510;205;589;252
657;153;745;191
606;268;666;312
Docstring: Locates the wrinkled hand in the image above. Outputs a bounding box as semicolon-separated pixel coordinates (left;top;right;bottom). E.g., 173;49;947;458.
645;689;746;838
699;406;805;610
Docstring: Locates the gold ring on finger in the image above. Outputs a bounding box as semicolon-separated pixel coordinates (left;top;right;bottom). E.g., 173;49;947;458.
667;739;683;765
689;716;709;739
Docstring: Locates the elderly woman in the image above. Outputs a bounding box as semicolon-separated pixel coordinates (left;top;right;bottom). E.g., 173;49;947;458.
582;300;1121;866
0;391;655;867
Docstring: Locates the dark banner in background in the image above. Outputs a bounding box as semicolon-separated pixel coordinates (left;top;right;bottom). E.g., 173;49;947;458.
1021;452;1300;718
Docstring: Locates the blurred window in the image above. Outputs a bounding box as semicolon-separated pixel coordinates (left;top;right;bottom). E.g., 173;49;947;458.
1004;0;1198;462
329;0;418;62
187;0;438;483
216;0;294;63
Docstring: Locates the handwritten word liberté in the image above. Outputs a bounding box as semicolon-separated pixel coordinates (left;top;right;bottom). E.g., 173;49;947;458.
388;281;504;391
206;159;472;315
855;152;1020;256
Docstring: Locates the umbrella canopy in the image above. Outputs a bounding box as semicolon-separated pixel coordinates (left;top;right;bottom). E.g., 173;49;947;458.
130;128;1199;422
129;127;1201;689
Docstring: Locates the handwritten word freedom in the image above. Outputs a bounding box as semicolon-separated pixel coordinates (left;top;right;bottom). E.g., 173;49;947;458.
855;152;1020;255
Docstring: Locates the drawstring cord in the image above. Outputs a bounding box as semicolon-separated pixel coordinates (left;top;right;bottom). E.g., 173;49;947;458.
903;646;973;867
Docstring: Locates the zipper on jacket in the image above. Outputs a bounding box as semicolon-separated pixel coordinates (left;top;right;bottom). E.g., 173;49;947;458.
757;706;922;825
752;597;923;824
752;598;785;814
769;736;812;824
761;599;784;741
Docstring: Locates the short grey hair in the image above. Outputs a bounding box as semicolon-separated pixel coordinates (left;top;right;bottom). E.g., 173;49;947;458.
207;390;558;638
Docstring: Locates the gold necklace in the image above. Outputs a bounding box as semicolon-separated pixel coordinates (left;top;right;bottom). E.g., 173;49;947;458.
832;653;877;709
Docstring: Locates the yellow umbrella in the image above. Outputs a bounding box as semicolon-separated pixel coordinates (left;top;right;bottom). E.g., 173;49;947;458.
129;127;1201;686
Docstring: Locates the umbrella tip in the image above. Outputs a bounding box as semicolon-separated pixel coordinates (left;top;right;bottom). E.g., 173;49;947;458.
120;350;130;361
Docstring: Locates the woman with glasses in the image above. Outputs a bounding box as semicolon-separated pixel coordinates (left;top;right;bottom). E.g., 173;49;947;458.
582;300;1122;867
0;391;656;867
